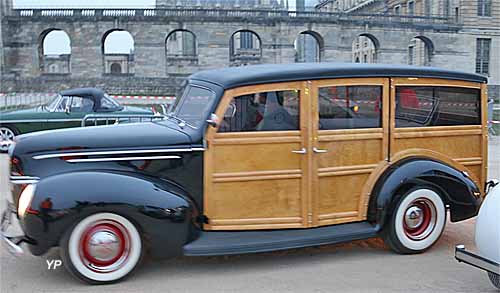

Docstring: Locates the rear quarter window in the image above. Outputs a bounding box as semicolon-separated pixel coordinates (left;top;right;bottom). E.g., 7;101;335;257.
395;86;481;127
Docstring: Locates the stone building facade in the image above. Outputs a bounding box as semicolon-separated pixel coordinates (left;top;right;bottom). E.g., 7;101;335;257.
0;0;498;100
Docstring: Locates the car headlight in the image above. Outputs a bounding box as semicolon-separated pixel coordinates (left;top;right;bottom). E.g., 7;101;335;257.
18;184;36;218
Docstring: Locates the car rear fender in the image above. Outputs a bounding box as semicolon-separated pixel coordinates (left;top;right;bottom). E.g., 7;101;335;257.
367;158;482;229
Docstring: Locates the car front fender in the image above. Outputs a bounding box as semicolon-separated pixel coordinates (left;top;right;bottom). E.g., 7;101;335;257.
21;170;198;257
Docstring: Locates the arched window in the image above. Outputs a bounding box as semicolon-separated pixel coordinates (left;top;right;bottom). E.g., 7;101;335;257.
48;63;59;73
294;31;323;63
102;30;134;74
166;29;197;57
352;34;379;63
408;36;434;66
110;63;122;74
39;29;71;74
230;30;262;66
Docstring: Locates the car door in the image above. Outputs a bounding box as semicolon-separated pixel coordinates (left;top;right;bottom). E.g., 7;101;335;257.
310;78;390;227
204;81;311;230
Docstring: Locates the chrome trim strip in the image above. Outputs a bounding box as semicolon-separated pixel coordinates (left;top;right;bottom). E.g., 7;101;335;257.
455;245;500;274
33;147;205;160
10;176;40;185
66;155;181;163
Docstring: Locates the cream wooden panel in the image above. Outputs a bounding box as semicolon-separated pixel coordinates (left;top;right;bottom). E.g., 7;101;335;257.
310;78;390;226
204;81;310;230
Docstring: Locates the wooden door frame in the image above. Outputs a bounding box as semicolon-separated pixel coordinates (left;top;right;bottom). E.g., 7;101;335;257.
309;77;390;224
203;81;312;230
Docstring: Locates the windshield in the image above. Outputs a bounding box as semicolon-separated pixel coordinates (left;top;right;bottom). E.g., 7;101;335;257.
173;86;216;128
45;95;62;112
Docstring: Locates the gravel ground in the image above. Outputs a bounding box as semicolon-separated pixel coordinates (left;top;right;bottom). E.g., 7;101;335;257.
0;137;498;293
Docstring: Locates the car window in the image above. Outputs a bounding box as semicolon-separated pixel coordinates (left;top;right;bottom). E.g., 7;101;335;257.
395;86;481;127
218;89;300;132
318;85;382;130
70;96;95;113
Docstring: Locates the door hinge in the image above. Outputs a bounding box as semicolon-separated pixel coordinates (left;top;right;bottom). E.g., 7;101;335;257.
307;212;313;224
196;215;209;224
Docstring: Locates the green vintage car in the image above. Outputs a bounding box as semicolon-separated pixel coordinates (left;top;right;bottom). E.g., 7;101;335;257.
0;88;152;151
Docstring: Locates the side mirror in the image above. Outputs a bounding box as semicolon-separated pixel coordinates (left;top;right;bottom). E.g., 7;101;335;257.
206;113;219;127
64;104;71;114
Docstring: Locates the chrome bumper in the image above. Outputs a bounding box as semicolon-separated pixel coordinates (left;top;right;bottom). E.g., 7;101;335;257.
455;245;500;275
1;201;25;256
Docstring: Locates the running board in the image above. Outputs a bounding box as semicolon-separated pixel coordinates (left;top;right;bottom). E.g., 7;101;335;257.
183;221;378;256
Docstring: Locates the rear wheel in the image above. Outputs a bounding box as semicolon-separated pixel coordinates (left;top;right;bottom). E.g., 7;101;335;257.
60;212;143;284
488;272;500;289
383;187;446;254
0;125;18;152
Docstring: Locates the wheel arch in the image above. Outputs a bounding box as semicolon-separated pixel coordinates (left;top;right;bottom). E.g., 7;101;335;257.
23;170;199;258
366;154;481;230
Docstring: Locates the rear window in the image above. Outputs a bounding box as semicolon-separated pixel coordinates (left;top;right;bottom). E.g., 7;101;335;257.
395;86;481;127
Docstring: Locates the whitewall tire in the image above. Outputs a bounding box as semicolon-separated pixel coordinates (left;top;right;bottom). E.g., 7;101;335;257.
61;212;143;284
384;187;446;254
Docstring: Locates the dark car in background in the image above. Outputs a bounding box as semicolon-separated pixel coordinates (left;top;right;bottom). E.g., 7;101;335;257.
0;88;152;151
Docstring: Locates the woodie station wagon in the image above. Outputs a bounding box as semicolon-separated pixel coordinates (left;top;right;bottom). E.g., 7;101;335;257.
1;63;491;284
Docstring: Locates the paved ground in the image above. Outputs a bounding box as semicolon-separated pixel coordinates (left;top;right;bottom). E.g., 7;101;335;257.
0;137;499;293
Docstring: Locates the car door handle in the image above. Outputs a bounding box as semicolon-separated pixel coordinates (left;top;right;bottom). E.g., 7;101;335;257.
292;148;307;154
313;147;328;153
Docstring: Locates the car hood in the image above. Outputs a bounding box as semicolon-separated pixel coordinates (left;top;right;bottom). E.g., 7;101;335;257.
13;121;192;155
0;106;45;120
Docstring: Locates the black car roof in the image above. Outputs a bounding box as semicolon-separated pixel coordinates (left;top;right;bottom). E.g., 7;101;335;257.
189;63;487;90
59;88;105;101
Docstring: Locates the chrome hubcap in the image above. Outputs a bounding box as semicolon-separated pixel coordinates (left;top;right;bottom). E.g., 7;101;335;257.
80;221;130;273
404;206;424;229
87;231;122;263
403;198;437;241
0;127;15;141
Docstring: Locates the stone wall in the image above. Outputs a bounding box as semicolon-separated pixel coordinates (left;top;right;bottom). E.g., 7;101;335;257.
1;7;498;97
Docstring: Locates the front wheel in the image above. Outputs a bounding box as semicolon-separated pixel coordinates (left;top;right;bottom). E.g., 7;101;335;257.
383;187;446;254
60;212;143;284
488;272;500;289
